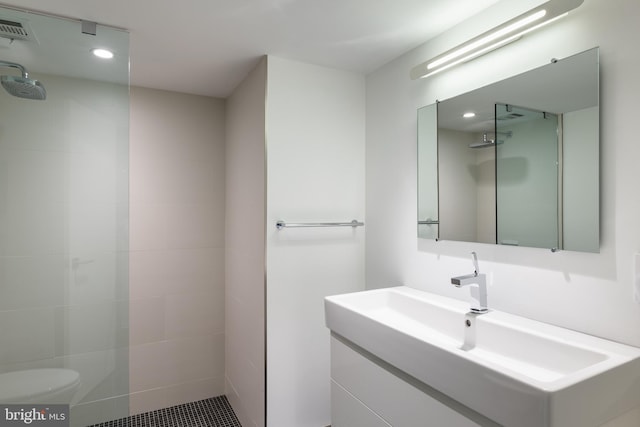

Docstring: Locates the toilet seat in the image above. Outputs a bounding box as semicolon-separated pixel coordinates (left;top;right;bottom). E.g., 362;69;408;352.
0;369;81;403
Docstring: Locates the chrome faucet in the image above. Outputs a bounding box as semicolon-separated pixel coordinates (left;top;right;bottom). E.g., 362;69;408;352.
451;252;488;313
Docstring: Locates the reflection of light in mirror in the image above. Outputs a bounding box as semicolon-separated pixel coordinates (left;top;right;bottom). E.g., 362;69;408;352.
463;112;476;118
91;48;114;59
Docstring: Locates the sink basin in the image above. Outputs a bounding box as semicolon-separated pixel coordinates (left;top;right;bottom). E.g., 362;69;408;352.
325;286;640;427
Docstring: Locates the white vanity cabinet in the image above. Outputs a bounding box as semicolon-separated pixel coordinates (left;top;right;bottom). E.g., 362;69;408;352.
330;334;490;427
330;333;640;427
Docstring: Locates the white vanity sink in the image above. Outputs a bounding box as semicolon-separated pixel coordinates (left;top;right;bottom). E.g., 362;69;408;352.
325;286;640;427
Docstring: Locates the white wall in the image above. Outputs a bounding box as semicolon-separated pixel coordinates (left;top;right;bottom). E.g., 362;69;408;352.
128;87;226;415
225;57;267;427
366;0;640;352
265;56;366;427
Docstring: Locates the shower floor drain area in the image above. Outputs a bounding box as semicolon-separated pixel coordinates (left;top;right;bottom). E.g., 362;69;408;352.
88;396;241;427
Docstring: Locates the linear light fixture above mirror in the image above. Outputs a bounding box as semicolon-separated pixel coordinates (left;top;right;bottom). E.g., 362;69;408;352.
410;0;584;80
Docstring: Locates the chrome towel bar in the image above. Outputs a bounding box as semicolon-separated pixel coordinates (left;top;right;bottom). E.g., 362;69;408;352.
276;220;364;230
418;219;439;225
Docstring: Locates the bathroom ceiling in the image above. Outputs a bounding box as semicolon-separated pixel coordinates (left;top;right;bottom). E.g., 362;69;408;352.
0;0;500;97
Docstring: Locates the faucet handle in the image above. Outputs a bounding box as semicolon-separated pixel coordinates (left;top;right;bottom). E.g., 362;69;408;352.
471;252;479;275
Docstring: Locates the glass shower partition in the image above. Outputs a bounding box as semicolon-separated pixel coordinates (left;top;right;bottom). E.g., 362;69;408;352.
0;7;129;426
495;103;560;250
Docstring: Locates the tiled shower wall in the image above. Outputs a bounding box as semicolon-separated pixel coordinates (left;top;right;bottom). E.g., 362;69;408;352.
224;57;266;427
129;87;226;414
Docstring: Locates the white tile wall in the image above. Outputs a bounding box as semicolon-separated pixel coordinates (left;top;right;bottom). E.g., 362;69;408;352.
129;87;226;415
129;297;165;345
0;255;65;310
225;56;267;427
0;308;56;364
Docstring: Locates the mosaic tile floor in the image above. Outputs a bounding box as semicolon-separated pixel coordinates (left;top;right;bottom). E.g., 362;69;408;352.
88;396;241;427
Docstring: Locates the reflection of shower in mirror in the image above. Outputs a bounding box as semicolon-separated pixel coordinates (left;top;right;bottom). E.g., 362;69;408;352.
469;131;512;148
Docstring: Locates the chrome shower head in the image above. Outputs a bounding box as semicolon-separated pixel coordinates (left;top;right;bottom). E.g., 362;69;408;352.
1;75;46;100
469;131;511;149
469;139;500;149
469;133;500;148
0;60;46;100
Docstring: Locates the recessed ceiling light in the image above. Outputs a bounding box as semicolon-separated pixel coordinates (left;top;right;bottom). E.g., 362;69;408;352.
91;48;114;59
463;112;476;118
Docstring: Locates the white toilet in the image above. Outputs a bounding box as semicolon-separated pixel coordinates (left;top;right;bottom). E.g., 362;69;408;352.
0;369;81;404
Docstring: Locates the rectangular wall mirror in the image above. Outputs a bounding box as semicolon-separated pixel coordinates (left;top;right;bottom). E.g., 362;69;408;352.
418;47;599;252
